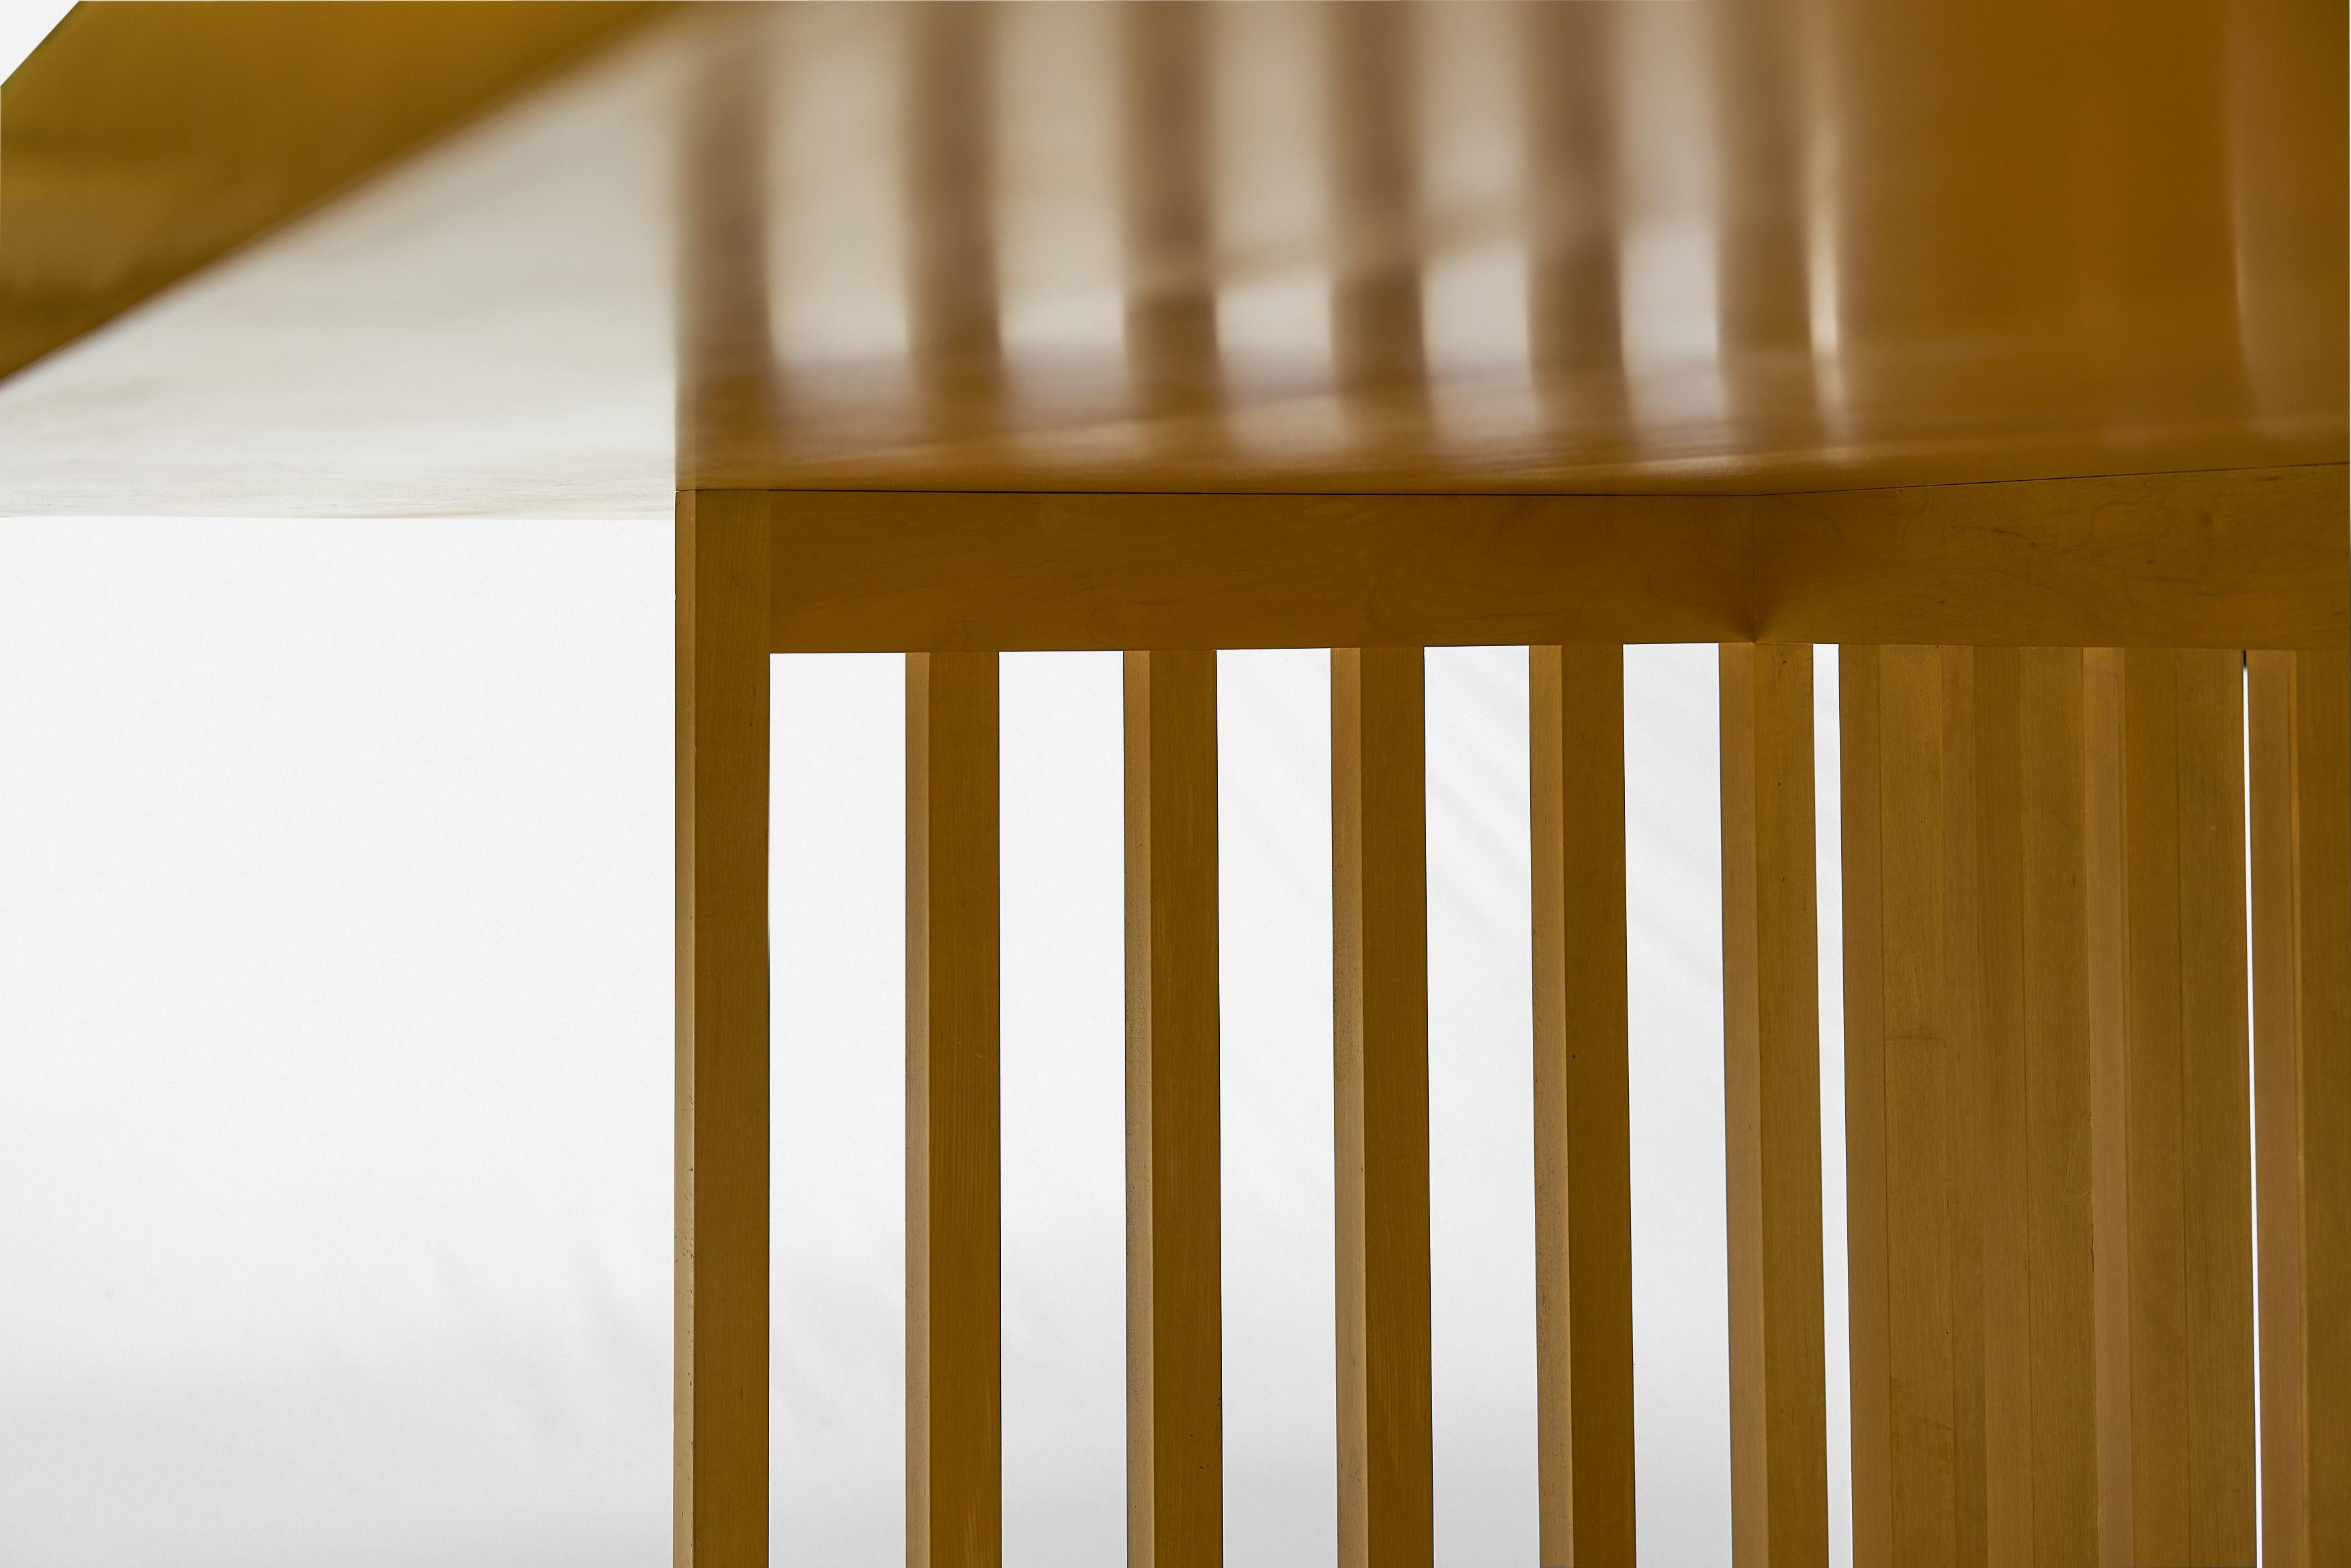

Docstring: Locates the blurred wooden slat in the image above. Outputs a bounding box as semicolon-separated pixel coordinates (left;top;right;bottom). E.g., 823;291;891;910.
1529;645;1636;1567
0;0;655;379
1331;646;1433;1568
1840;646;2098;1568
676;488;770;1568
2248;649;2351;1568
1123;649;1223;1568
1719;641;1828;1568
763;467;2347;656
907;650;1003;1568
2085;647;2257;1566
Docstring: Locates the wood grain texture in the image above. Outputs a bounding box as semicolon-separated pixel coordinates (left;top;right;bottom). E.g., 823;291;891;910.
1331;647;1433;1568
1838;647;2097;1568
2013;649;2099;1568
1719;642;1828;1568
676;489;770;1568
907;651;1002;1568
1124;649;1224;1568
2248;649;2351;1568
2085;647;2257;1567
1756;467;2348;651
1529;645;1636;1568
764;469;2346;656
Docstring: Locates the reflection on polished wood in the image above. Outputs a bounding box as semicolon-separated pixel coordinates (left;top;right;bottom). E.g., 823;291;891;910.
0;1;656;383
3;1;2340;510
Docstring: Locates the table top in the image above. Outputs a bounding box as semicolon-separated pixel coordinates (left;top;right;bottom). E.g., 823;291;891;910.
3;0;2341;518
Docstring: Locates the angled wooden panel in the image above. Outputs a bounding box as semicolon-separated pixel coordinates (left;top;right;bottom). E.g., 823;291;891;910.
1839;647;2097;1568
1124;649;1224;1568
1529;645;1636;1567
2085;647;2257;1567
1719;641;1828;1568
0;0;655;379
2248;649;2351;1568
1331;646;1433;1568
907;650;1002;1568
676;488;770;1568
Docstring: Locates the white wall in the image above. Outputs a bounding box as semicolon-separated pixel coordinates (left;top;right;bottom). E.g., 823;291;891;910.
0;518;1851;1566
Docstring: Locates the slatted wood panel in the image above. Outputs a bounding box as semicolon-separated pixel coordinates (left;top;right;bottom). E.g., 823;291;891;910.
1528;645;1636;1567
1838;647;2097;1568
1123;649;1224;1568
675;489;771;1568
2084;647;2258;1567
1718;642;1830;1568
907;651;1004;1568
2248;649;2351;1568
1331;646;1435;1568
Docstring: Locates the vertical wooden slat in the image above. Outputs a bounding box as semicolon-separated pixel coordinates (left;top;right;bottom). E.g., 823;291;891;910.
2249;649;2351;1568
676;488;771;1568
1719;641;1828;1568
2086;647;2258;1567
1969;647;2031;1568
1840;645;1961;1568
1124;649;1224;1568
2014;649;2098;1568
1841;647;2097;1568
907;650;1002;1568
1528;645;1636;1567
1331;645;1433;1568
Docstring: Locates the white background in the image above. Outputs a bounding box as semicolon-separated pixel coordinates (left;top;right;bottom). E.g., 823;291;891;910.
0;516;1855;1565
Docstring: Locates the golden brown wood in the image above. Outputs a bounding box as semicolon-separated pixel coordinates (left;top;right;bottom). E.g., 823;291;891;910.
1718;641;1828;1568
9;1;2342;510
1529;645;1636;1567
1840;645;1965;1568
1331;646;1433;1568
763;469;2348;657
2248;649;2351;1568
2084;647;2257;1567
676;488;770;1568
1838;647;2097;1568
1124;649;1223;1568
907;650;1002;1568
1751;465;2348;651
2012;649;2099;1568
0;0;655;381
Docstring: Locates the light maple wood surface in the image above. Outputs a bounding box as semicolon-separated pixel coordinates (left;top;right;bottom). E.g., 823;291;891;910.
674;490;771;1568
1122;649;1224;1568
1718;642;1828;1568
2085;648;2258;1567
906;651;1004;1568
1528;645;1636;1567
1331;647;1435;1568
764;469;2348;657
3;1;2340;512
1838;647;2098;1568
2248;650;2351;1568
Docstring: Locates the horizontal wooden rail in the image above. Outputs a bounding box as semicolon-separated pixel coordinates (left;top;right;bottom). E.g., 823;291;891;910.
762;465;2347;655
